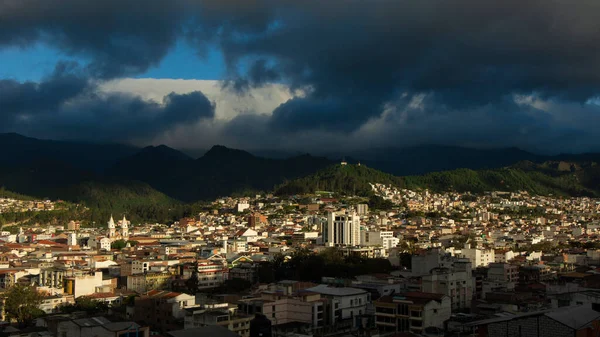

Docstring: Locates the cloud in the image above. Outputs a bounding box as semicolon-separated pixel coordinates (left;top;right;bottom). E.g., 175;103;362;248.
99;78;297;120
1;76;215;142
2;1;600;153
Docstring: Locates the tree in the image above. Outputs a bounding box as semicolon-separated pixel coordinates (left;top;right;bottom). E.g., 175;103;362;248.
111;239;128;250
60;296;109;314
4;284;44;326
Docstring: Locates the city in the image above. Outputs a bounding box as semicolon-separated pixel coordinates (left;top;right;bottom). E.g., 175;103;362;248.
1;172;600;336
2;2;600;337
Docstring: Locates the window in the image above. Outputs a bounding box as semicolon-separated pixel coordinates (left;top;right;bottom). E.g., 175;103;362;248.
398;304;408;316
433;309;438;314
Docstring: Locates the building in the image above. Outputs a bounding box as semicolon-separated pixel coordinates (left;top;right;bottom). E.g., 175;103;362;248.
63;271;103;298
488;263;519;284
184;304;252;337
181;260;227;290
360;231;398;249
356;204;369;215
108;216;116;238
421;260;473;310
374;292;451;335
304;284;370;330
127;272;173;293
67;221;81;231
467;305;600;337
237;203;250;213
461;244;495;268
133;290;196;333
169;326;239;337
53;316;149;337
238;283;325;334
325;211;360;247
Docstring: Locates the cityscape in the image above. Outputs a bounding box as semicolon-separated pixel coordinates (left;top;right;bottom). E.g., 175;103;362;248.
1;166;600;337
2;2;600;337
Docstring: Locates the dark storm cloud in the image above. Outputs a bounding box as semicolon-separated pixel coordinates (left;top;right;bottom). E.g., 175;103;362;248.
2;0;600;151
191;0;600;131
0;62;91;125
0;77;215;142
0;0;191;78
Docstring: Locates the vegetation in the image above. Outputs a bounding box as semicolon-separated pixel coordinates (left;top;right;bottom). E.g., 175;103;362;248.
275;164;404;196
3;284;44;326
276;161;600;198
60;295;109;314
111;239;139;250
259;248;394;283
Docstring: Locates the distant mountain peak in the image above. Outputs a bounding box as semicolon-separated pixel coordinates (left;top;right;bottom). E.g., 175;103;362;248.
202;145;256;160
131;144;191;161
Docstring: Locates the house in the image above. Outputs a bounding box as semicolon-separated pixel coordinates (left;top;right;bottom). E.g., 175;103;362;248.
183;304;252;337
133;290;196;333
373;292;451;335
168;325;239;337
54;316;149;337
304;284;370;331
467;305;600;337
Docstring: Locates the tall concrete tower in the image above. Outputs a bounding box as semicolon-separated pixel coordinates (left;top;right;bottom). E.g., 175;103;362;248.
326;210;361;247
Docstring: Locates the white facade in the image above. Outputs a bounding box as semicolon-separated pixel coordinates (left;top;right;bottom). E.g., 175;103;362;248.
67;233;77;246
326;211;360;246
237;203;250;213
461;245;495;267
306;284;370;327
107;215;116;238
361;231;398;249
99;237;111;251
65;271;103;298
421;260;473;310
121;215;129;239
356;204;369;215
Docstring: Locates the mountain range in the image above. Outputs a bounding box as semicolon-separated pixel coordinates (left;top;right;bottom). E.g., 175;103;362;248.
1;133;600;208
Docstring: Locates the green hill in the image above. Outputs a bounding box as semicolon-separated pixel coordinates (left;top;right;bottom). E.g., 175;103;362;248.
404;166;597;196
275;161;600;197
274;164;405;196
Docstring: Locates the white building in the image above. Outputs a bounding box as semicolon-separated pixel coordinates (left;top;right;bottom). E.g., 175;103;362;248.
63;271;103;298
305;284;370;328
421;259;473;310
326;211;360;246
237;202;250;213
356;204;369;215
120;215;129;239
460;244;495;267
361;231;398;249
98;237;111;251
107;215;116;238
67;232;77;246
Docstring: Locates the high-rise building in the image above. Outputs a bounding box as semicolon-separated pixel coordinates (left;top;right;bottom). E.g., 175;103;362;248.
326;211;360;246
356;203;369;215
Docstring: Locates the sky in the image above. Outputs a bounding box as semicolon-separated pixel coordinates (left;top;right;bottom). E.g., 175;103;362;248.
2;1;600;155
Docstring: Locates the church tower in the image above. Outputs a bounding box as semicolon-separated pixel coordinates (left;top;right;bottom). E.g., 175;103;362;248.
121;215;129;239
108;215;116;238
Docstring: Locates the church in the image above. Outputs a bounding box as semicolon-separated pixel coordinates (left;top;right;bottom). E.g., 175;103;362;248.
107;214;130;241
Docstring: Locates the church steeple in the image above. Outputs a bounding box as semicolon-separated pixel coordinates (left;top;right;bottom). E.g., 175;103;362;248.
108;215;116;238
121;215;129;239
